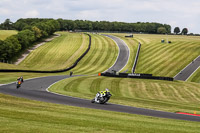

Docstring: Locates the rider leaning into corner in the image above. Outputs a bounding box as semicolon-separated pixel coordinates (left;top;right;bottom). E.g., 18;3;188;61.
93;88;112;104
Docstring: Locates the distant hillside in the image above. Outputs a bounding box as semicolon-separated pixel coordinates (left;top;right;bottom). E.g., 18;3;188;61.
0;30;17;40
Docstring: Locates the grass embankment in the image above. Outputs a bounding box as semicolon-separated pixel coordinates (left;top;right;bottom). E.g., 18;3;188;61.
49;76;200;113
69;34;118;75
112;34;200;77
0;32;88;71
0;30;18;40
0;93;200;133
0;62;26;70
19;32;88;70
0;32;87;84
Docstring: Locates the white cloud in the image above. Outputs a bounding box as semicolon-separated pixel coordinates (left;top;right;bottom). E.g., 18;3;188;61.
0;0;200;33
25;10;39;17
0;8;11;15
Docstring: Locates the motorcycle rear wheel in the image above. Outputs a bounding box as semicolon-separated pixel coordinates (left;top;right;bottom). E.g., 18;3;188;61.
91;99;95;103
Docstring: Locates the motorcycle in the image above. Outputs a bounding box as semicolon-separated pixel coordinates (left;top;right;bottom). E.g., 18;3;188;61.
16;80;22;89
91;91;112;104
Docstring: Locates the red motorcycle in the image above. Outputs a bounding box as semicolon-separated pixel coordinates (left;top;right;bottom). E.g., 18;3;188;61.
16;80;22;89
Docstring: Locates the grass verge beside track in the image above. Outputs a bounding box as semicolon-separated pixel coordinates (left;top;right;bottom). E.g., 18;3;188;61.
187;67;200;83
0;93;200;133
49;76;200;113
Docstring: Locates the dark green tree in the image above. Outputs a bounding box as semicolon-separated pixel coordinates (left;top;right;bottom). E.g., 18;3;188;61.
3;36;21;60
174;27;180;34
0;40;5;60
17;29;35;49
181;28;188;35
2;19;13;30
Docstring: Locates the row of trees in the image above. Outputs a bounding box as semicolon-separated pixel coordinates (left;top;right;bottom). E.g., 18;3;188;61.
11;18;171;33
0;19;60;61
57;19;171;34
174;27;188;35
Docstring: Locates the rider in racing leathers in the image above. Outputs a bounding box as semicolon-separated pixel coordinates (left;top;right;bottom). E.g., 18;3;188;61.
94;88;109;103
17;76;23;83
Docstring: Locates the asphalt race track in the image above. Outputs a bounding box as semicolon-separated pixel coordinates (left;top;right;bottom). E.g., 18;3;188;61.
174;56;200;81
0;75;200;122
0;35;200;122
103;34;129;73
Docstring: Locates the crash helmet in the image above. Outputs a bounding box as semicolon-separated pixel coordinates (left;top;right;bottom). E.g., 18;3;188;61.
105;88;109;92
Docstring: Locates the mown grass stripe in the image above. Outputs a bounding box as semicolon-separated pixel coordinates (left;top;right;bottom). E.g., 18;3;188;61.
181;87;200;102
81;35;106;74
73;35;102;74
168;85;188;103
71;34;118;75
19;32;86;71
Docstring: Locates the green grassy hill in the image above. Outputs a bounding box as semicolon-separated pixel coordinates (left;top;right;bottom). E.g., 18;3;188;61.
0;30;18;40
0;32;91;71
1;93;200;133
19;32;88;70
113;34;200;77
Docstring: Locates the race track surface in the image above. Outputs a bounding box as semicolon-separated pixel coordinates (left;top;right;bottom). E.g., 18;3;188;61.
0;75;200;122
174;56;200;81
103;34;129;72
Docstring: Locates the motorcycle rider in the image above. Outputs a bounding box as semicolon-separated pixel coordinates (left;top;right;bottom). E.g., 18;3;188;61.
17;76;24;84
94;88;110;103
17;76;23;82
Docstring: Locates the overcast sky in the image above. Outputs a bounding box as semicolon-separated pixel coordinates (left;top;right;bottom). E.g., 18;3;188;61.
0;0;200;33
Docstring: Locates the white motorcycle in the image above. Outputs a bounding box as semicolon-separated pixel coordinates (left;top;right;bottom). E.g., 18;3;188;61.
91;89;112;104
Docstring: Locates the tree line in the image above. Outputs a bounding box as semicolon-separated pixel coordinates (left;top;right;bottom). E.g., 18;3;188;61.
1;18;171;34
57;19;171;34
